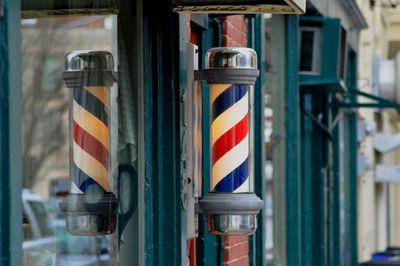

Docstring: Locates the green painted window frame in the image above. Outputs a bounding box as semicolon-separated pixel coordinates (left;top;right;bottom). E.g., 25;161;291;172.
0;0;23;265
247;14;266;266
142;5;187;265
341;47;358;266
271;14;302;266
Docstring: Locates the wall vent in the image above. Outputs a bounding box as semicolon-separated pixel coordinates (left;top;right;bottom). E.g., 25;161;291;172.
299;26;322;75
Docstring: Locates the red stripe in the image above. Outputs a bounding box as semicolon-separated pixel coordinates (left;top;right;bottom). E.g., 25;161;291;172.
212;113;248;165
73;120;109;169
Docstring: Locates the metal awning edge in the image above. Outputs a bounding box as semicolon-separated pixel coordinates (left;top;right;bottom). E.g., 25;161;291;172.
338;0;368;29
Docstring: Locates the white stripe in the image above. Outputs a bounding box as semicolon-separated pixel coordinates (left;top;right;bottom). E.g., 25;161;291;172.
210;84;232;103
73;142;110;192
233;177;250;193
212;135;249;189
70;182;83;194
73;100;109;151
211;91;248;146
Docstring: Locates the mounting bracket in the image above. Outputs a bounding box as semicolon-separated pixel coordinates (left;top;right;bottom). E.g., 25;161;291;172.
333;89;400;109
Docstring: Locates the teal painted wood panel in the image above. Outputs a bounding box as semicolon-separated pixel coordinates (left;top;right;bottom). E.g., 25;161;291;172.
143;1;184;264
0;0;23;265
346;49;358;266
285;14;302;266
300;92;329;266
247;14;265;266
329;96;341;266
271;14;289;266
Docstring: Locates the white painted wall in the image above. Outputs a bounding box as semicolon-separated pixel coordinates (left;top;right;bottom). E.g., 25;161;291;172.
355;0;400;261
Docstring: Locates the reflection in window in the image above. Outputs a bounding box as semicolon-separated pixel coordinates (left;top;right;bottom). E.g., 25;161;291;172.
23;212;35;241
22;15;116;266
28;201;55;237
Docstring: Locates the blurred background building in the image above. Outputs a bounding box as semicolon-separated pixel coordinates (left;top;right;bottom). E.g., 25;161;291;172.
357;0;400;262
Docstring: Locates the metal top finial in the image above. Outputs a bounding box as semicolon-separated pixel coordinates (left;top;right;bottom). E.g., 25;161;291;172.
64;50;114;72
205;47;257;69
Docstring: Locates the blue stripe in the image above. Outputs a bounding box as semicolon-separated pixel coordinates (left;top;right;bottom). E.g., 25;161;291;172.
212;85;248;122
73;163;106;193
73;87;109;127
213;158;249;192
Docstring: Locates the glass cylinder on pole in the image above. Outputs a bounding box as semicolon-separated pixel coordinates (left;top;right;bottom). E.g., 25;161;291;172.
198;47;263;236
60;50;117;236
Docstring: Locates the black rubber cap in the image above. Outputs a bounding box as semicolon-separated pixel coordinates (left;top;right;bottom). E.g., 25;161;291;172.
198;192;263;215
59;192;118;215
62;70;117;88
194;68;259;85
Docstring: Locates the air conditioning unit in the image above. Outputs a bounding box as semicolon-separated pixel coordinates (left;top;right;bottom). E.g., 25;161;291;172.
299;17;348;93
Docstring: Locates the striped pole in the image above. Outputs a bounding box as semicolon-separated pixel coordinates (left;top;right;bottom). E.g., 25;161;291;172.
71;86;110;195
211;84;250;193
197;47;263;236
61;50;117;235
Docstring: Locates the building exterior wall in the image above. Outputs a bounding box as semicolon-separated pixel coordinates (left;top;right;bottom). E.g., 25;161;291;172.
357;2;378;261
269;2;366;264
357;1;400;262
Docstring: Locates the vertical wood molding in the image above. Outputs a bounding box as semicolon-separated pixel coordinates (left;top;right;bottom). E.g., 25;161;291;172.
0;0;22;265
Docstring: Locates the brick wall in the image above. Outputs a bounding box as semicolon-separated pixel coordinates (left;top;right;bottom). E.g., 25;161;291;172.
220;14;250;266
224;236;249;266
220;15;248;47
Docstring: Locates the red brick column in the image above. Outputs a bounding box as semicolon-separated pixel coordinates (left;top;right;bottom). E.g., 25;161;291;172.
220;14;250;266
224;236;249;266
220;15;248;47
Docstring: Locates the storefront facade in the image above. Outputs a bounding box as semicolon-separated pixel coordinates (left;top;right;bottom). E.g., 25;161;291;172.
0;0;376;265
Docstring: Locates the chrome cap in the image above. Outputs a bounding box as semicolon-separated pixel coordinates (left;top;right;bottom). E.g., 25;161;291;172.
205;47;257;69
205;214;257;236
64;50;114;72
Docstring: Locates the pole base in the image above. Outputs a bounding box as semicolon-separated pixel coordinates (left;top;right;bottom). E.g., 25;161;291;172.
59;193;118;235
66;213;117;236
198;192;263;236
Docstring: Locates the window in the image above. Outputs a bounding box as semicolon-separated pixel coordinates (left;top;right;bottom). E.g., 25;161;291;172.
21;11;135;265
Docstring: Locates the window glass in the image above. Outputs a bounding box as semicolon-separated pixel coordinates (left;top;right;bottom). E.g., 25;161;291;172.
28;201;55;237
21;13;123;266
23;212;35;241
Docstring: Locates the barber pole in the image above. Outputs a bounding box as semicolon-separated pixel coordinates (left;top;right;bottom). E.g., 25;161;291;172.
211;84;250;193
60;50;117;236
196;47;263;236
